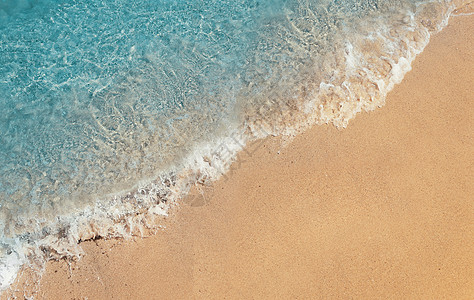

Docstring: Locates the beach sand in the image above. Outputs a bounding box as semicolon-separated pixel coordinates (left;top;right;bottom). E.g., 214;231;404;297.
6;9;474;300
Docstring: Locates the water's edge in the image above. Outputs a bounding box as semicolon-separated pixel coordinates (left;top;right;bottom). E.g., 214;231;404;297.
0;0;463;294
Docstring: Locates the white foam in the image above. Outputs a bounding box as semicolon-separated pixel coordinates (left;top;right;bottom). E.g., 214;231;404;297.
0;241;25;290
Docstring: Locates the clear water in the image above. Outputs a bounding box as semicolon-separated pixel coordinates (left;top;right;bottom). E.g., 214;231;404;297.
0;0;454;290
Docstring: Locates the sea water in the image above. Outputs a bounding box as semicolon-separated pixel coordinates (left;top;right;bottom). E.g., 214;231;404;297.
0;0;455;290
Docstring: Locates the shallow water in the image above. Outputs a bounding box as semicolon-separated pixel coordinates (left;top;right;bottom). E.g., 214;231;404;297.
0;0;454;290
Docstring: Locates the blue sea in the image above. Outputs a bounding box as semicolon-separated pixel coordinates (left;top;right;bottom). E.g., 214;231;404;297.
0;0;454;289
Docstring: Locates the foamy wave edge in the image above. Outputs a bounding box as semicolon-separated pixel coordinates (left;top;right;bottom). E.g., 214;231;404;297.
244;1;456;137
1;0;461;295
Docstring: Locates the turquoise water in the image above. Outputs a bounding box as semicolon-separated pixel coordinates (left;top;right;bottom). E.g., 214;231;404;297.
0;0;453;290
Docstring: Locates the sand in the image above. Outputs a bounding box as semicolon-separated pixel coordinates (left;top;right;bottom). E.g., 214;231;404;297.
5;9;474;300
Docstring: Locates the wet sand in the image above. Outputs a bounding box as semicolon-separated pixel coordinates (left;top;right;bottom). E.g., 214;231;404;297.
6;9;474;300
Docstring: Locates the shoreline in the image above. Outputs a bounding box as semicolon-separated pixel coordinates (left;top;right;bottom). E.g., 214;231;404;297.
0;0;461;292
5;9;474;300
